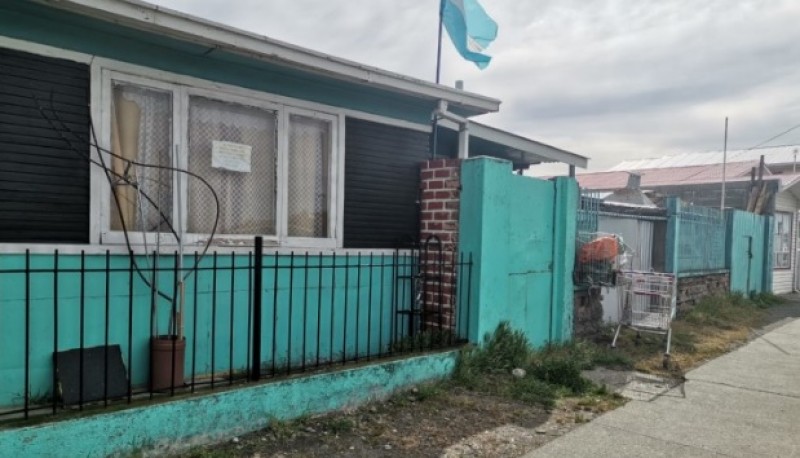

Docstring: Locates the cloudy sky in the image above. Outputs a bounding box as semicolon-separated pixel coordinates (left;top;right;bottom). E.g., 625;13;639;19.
151;0;800;173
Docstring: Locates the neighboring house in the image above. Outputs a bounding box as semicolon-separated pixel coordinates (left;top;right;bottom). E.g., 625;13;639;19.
0;0;587;254
577;153;800;294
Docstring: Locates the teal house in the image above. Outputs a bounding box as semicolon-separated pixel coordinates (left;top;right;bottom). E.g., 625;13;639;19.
0;0;586;417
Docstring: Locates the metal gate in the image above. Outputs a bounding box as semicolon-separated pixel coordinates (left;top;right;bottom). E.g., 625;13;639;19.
394;235;460;339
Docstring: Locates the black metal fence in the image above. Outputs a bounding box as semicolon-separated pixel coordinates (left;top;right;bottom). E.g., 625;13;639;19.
0;237;473;421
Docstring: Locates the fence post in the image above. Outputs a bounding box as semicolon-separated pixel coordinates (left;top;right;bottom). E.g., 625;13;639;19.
724;209;735;270
251;236;263;381
665;197;681;274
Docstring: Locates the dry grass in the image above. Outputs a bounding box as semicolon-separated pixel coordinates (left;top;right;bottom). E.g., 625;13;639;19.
595;293;782;376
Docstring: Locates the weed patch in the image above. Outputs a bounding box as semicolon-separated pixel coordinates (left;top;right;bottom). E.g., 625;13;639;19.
415;382;445;401
266;417;298;440
505;376;557;408
320;417;354;435
529;358;590;394
451;323;605;407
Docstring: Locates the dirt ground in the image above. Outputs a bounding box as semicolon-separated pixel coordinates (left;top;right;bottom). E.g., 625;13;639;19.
181;296;800;458
181;386;619;458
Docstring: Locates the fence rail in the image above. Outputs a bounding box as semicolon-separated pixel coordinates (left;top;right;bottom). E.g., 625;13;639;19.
0;238;472;421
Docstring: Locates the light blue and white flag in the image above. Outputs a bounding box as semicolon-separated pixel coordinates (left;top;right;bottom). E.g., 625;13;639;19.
441;0;498;69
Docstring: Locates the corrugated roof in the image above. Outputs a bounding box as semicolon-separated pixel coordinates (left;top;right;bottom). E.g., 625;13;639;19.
610;145;800;171
576;161;761;190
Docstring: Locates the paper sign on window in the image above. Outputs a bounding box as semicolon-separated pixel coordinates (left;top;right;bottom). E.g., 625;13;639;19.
211;141;252;173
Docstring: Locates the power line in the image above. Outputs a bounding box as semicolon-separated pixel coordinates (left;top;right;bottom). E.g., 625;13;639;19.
745;122;800;150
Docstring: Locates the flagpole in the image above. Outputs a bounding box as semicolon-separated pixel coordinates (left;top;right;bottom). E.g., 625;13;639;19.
435;0;444;84
431;0;445;159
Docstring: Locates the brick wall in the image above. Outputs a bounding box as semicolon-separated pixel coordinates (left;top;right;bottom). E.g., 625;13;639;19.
676;272;730;316
419;159;461;330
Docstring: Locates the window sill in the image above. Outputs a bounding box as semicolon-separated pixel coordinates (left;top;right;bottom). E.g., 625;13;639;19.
0;243;403;256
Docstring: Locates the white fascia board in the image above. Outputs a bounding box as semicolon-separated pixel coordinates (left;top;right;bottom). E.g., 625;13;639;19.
34;0;501;114
779;177;800;199
469;122;588;168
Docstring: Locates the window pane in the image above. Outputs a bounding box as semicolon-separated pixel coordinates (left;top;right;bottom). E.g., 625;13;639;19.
109;83;173;233
288;114;330;238
187;97;277;235
774;212;793;268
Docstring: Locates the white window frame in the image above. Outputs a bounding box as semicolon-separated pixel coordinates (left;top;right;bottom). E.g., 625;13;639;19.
181;86;284;247
284;107;340;246
93;62;345;249
774;211;793;269
98;71;182;247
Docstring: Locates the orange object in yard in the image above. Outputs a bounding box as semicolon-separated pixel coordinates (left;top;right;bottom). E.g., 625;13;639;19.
579;236;620;264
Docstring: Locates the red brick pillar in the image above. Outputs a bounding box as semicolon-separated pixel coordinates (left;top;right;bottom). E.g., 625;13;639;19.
419;159;461;331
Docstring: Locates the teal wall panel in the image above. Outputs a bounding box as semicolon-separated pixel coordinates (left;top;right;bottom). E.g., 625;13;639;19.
726;210;771;294
0;252;407;407
551;177;578;341
0;351;458;457
726;210;768;294
0;0;437;124
458;158;577;346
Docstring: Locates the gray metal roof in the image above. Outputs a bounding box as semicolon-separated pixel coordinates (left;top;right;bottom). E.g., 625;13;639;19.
610;145;800;171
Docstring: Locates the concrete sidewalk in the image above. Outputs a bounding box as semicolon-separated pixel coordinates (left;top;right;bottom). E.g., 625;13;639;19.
525;317;800;457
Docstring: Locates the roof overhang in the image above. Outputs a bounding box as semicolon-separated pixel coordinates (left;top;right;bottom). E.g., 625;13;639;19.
438;120;588;168
778;175;800;200
32;0;501;116
468;122;588;168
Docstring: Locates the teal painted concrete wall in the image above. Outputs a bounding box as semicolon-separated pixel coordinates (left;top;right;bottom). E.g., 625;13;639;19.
0;0;439;124
0;252;408;407
726;210;772;294
0;350;458;457
458;157;577;346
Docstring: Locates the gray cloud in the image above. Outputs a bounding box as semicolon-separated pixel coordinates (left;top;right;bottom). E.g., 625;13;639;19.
152;0;800;172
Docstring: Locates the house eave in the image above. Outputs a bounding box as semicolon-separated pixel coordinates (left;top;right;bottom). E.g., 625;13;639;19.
468;122;588;168
32;0;501;116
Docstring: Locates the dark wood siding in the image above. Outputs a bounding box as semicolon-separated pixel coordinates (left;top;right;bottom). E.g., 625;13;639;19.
343;118;432;248
0;47;90;243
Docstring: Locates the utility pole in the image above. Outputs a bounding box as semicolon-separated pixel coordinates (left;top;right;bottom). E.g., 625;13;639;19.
721;117;729;211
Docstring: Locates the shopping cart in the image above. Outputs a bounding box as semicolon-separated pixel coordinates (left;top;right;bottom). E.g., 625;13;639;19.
611;271;677;368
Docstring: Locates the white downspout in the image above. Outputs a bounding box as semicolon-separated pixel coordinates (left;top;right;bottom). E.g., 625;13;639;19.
433;100;470;159
458;124;469;159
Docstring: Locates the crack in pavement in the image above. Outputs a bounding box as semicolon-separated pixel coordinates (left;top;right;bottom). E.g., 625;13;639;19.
687;378;800;399
756;336;791;355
